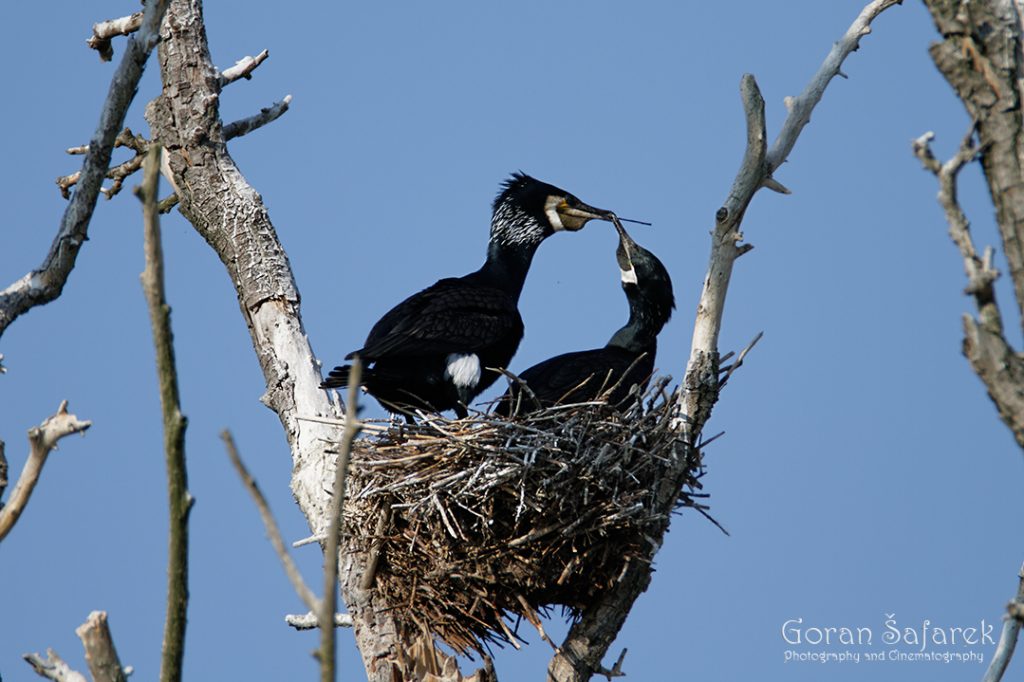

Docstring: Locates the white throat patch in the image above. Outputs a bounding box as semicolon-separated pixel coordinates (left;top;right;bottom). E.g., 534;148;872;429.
445;353;482;389
544;195;565;231
620;265;638;285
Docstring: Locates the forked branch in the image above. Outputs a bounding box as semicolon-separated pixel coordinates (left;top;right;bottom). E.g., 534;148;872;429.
913;127;1024;448
550;2;902;680
0;0;170;340
75;611;129;682
25;611;129;682
87;12;144;62
0;401;91;542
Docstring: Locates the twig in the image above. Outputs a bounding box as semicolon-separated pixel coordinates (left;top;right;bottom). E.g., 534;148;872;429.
0;438;7;503
912;128;995;303
320;358;363;682
494;367;543;415
59;128;151;200
292;533;326;547
360;501;393;590
596;648;627;680
222;430;319;611
219;49;270;87
157;194;180;214
719;331;764;388
87;12;144;62
23;649;88;682
296;414;388;433
983;564;1024;682
222;95;293;140
515;594;557;650
285;612;354;630
57;98;291;203
0;401;91;542
0;0;170;340
138;143;192;682
75;611;129;682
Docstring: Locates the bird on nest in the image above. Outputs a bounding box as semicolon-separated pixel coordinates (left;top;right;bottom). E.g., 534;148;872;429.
321;172;615;421
494;218;674;416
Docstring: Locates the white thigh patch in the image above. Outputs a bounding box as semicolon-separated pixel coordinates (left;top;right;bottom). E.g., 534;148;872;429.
445;353;482;389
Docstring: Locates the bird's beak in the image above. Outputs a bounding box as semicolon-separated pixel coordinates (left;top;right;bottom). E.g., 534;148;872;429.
555;199;616;231
612;215;639;282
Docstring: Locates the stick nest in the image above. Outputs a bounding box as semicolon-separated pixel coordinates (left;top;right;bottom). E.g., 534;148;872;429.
341;379;708;655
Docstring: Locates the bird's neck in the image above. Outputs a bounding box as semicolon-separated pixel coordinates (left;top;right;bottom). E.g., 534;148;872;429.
607;309;661;353
475;240;542;301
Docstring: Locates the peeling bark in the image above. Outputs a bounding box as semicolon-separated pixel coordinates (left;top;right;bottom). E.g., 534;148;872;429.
924;0;1024;332
145;2;437;679
922;0;1024;450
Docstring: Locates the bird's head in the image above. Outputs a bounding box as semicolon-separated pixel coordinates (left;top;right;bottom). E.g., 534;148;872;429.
490;172;614;247
614;218;675;327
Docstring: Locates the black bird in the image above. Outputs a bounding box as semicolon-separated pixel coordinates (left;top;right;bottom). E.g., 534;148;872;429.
495;219;674;416
322;173;615;420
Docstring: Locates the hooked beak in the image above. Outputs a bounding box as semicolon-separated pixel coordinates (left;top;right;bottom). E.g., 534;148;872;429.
612;215;639;280
554;199;617;232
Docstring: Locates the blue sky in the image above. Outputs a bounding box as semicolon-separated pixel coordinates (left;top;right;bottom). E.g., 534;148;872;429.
2;2;1021;680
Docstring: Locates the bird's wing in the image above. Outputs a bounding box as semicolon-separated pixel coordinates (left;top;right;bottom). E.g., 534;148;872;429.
516;349;617;401
350;280;522;360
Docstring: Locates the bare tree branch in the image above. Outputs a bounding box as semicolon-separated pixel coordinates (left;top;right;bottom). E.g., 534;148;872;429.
912;128;996;300
923;0;1024;336
0;401;91;542
218;49;270;87
55;49;283;202
719;330;764;389
57;128;150;200
984;564;1024;682
222;95;292;140
24;649;88;682
911;127;1024;447
320;359;362;682
673;73;765;434
767;0;904;171
549;3;902;679
222;430;319;612
75;611;129;682
87;12;144;62
56;96;289;204
0;0;170;341
145;2;407;678
138;143;192;682
286;612;355;630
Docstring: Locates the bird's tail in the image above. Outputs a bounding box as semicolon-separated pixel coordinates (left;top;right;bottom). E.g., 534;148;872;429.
321;365;356;389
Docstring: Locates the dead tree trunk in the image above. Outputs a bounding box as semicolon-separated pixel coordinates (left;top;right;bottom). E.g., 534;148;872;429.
914;2;1024;681
144;2;410;679
920;0;1024;448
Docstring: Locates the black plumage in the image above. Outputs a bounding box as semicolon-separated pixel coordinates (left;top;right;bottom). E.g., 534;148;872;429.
322;173;614;420
495;220;674;416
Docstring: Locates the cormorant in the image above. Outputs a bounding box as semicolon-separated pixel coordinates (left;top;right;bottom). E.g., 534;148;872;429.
322;172;615;420
494;219;674;416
